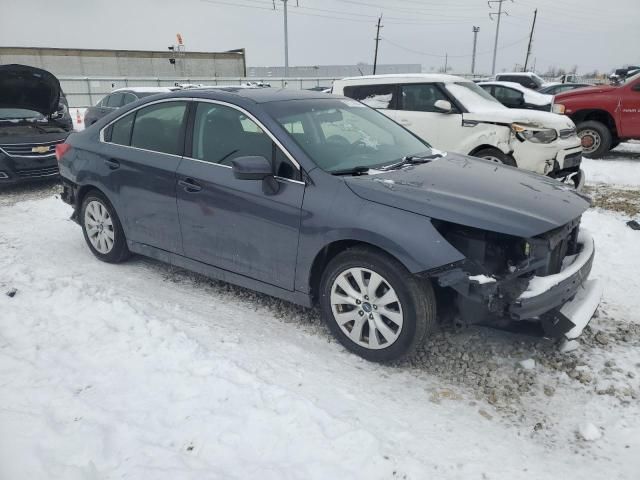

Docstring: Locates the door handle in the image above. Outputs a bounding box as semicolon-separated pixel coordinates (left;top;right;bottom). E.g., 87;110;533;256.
178;178;202;193
105;159;120;170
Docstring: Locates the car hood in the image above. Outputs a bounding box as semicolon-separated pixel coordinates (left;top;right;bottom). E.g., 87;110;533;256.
0;64;61;115
344;153;590;238
464;108;575;130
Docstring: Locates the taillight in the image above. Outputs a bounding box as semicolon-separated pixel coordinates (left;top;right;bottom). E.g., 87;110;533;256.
55;143;71;162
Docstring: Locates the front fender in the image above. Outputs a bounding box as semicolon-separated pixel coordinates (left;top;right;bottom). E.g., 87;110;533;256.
294;173;465;293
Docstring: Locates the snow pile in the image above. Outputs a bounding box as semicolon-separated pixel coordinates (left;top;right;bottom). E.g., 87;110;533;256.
578;423;602;441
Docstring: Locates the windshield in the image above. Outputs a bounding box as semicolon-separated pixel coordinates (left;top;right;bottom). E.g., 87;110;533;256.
0;108;45;120
445;82;505;112
265;98;431;173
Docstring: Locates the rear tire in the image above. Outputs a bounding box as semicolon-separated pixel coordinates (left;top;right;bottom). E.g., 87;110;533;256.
80;190;130;263
473;148;517;167
319;247;436;362
577;120;612;158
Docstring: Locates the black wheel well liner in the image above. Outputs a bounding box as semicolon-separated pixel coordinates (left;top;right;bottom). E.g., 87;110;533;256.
571;109;618;138
307;240;406;304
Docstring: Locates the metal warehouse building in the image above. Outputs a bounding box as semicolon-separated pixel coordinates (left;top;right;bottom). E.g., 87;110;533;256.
0;46;247;78
0;46;247;106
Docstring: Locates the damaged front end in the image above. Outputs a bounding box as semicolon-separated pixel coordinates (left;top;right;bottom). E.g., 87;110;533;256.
427;218;602;341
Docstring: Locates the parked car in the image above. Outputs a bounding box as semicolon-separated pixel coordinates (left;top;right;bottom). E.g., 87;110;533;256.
332;74;583;187
494;72;552;91
0;64;73;185
479;81;556;111
84;87;179;126
538;83;593;95
554;72;640;157
57;88;601;362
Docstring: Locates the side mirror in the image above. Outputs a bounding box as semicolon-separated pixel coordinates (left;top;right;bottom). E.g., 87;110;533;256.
433;99;453;113
232;155;280;195
232;156;273;180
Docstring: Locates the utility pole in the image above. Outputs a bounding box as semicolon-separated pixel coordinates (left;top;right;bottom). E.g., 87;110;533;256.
523;8;537;71
471;26;480;74
489;0;511;75
444;53;448;73
373;14;383;75
282;0;289;77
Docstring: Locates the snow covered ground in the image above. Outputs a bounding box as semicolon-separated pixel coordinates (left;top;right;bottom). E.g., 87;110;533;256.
1;146;639;479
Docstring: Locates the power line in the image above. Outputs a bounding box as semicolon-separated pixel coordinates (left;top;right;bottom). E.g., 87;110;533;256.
381;35;529;59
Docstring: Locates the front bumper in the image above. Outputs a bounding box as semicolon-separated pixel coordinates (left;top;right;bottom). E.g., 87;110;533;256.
510;135;582;176
510;231;601;338
0;152;60;185
435;230;601;340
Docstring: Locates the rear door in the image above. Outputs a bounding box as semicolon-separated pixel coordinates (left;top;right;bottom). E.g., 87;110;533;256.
395;83;463;151
175;101;304;290
101;100;188;253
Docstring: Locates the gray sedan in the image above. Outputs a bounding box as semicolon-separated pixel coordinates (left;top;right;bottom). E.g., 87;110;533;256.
57;88;601;361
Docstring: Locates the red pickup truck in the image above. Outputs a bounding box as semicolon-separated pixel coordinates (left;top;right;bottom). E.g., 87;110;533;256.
554;72;640;158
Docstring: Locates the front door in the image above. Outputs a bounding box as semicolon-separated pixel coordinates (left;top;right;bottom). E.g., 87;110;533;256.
101;100;188;253
176;101;304;290
619;79;640;138
392;83;463;152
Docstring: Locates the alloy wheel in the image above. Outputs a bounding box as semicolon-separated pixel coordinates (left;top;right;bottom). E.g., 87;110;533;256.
84;200;115;254
330;267;404;350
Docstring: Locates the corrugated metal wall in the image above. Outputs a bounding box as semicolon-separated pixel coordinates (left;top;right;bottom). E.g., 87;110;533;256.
0;47;246;78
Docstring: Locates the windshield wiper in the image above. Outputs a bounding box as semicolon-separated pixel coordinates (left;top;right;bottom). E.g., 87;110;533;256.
331;166;371;176
381;152;443;171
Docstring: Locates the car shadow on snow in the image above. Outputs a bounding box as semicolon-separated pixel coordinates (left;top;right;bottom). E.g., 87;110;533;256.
0;178;61;207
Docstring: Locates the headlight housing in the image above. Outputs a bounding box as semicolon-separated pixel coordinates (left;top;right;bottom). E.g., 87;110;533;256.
511;123;558;144
552;103;565;114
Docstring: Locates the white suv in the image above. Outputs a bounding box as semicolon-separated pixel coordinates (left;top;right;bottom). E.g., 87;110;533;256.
332;74;583;187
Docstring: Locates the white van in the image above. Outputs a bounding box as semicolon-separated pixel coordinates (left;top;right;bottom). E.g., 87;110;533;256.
332;74;583;187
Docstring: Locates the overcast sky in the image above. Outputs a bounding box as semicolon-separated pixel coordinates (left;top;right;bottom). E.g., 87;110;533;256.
2;0;638;74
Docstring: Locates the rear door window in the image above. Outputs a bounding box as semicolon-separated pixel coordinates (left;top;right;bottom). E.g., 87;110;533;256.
130;102;188;155
493;86;524;106
121;93;138;106
342;84;396;109
105;93;125;108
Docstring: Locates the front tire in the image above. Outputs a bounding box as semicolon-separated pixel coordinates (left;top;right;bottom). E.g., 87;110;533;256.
80;191;130;263
577;120;612;158
473;148;517;167
319;247;436;362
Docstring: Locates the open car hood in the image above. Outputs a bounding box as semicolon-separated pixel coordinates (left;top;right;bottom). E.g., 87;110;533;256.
0;64;61;115
344;153;590;238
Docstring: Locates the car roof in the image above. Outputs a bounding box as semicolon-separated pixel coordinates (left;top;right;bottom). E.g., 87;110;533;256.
479;81;537;92
495;72;538;77
335;73;469;84
156;87;333;104
112;87;177;94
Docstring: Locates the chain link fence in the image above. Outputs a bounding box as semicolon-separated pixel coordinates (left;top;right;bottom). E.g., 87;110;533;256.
60;76;340;108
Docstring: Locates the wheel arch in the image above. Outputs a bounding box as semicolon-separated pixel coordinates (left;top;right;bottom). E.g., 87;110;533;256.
571;109;618;138
307;239;409;305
